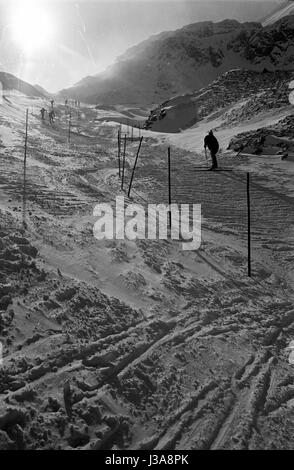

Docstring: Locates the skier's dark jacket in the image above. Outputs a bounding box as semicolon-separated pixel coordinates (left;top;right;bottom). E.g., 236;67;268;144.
204;134;219;153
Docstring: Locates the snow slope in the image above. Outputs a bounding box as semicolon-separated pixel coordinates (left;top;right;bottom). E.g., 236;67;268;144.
0;72;46;99
1;93;294;450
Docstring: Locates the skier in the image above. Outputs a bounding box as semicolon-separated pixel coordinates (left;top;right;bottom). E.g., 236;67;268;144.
50;99;54;109
204;130;219;170
49;109;55;125
40;107;46;121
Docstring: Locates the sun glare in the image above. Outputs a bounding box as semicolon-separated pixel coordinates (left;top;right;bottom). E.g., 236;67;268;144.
10;2;54;56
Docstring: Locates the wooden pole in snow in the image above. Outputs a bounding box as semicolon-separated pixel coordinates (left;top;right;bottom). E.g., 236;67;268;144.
168;147;171;230
68;111;71;143
247;172;251;278
128;136;143;198
23;109;29;228
121;134;127;190
117;130;121;178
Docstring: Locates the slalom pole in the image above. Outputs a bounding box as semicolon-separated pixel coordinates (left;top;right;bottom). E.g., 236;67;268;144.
168;147;172;230
121;134;127;190
117;130;121;178
23;109;29;228
68;111;71;143
247;172;251;278
128;136;143;198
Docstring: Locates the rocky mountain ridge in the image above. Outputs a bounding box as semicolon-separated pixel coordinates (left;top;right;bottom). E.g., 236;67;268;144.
61;15;294;105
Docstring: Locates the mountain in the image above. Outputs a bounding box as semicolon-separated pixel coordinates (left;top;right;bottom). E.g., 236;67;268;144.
60;15;294;106
262;1;294;26
0;72;46;98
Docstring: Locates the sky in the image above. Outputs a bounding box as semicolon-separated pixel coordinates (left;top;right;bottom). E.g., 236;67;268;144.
0;0;284;92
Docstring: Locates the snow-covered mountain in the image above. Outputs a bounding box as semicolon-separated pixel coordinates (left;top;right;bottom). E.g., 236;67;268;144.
262;0;294;26
60;15;294;105
0;72;46;98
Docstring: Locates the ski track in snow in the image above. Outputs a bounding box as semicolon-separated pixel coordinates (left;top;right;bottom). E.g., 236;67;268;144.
0;94;294;450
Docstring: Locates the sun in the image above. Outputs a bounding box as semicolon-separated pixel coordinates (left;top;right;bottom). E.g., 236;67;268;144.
10;1;54;56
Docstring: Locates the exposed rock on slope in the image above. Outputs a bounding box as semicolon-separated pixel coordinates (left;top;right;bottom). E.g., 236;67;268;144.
145;69;293;133
228;114;294;157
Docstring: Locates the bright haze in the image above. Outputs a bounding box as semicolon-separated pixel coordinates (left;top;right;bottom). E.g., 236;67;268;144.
0;0;283;93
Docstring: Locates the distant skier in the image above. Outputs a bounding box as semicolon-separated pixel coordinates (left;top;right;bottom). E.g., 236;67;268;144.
49;109;55;125
50;99;54;109
40;107;46;121
204;130;219;170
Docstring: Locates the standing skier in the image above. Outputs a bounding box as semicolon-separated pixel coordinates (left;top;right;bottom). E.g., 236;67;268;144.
49;109;55;125
40;107;46;121
204;130;219;170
